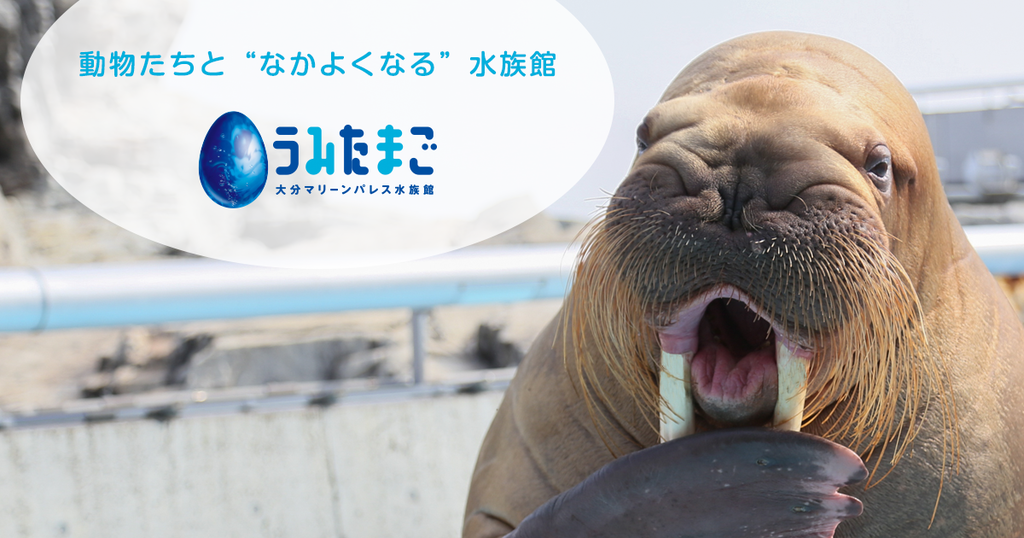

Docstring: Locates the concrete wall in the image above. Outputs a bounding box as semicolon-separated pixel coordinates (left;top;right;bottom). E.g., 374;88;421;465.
0;389;506;538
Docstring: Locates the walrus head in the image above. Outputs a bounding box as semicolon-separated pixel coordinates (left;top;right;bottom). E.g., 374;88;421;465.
567;32;956;479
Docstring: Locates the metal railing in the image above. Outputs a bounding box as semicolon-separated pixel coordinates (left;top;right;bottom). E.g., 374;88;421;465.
2;226;1021;334
0;228;1022;427
0;243;580;393
0;243;581;332
0;225;1022;394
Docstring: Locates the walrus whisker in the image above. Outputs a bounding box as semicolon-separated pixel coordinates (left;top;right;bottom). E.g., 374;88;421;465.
565;208;956;488
565;220;665;449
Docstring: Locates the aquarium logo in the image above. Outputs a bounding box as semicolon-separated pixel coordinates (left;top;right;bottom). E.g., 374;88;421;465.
198;111;269;208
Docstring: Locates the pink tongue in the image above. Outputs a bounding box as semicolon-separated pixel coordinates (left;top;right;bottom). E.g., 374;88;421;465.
691;342;778;427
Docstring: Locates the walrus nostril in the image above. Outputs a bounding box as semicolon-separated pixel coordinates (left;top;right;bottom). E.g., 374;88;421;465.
694;189;725;222
722;187;754;232
690;186;759;231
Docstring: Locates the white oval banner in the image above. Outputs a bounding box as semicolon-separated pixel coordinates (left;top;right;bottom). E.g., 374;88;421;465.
22;0;613;268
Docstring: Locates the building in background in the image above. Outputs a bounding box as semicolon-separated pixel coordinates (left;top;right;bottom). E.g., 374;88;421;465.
916;82;1024;202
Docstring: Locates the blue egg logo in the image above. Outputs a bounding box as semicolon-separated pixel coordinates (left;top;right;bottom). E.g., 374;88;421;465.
199;111;268;208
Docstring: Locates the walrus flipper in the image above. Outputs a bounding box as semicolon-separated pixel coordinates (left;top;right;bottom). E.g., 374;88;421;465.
508;429;866;538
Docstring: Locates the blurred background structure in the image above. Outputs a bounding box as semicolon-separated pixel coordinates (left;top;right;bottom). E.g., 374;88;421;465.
2;1;1024;537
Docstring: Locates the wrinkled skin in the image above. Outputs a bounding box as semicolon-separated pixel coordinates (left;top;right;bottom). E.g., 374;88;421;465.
464;32;1024;538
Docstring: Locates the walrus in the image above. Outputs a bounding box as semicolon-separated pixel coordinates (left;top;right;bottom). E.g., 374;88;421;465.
464;32;1024;537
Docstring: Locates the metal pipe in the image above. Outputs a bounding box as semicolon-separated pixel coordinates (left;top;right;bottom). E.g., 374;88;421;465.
0;243;579;332
961;224;1024;275
411;308;430;385
0;224;1021;332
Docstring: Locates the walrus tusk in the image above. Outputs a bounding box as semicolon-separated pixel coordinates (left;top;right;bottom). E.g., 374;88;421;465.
660;350;695;440
774;341;808;431
659;342;808;439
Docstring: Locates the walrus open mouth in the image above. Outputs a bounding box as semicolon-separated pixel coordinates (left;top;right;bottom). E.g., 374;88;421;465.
655;285;812;440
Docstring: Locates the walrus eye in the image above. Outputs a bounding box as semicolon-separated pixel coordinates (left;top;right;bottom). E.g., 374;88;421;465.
637;138;649;155
865;145;892;192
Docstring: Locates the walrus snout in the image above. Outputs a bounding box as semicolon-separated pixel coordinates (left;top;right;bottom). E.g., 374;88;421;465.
590;130;922;449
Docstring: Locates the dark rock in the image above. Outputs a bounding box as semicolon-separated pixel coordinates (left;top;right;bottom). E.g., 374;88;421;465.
145;405;178;422
475;324;523;368
163;334;213;385
184;336;390;390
